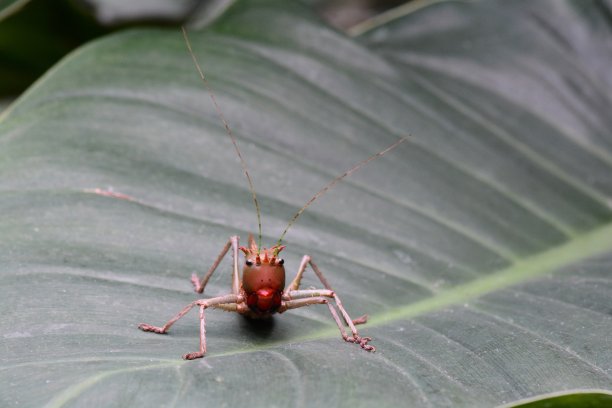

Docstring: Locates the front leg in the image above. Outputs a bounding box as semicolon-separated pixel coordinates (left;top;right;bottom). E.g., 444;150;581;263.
286;255;368;325
283;256;375;352
139;293;241;359
281;294;375;352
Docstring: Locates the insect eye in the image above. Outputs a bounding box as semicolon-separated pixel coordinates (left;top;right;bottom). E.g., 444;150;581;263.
278;258;284;265
245;260;253;266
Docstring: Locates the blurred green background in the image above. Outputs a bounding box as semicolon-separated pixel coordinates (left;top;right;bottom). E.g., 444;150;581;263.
0;0;408;103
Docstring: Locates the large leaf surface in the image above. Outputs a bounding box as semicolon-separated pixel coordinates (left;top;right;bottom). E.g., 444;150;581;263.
1;0;611;406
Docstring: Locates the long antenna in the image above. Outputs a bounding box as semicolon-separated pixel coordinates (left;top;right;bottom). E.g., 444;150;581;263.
182;27;263;250
276;137;408;246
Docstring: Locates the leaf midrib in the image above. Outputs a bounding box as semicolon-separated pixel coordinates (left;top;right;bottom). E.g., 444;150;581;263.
373;220;612;325
279;219;612;343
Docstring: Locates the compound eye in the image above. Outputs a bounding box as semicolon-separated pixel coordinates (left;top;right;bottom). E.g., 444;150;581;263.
278;258;284;265
245;260;253;266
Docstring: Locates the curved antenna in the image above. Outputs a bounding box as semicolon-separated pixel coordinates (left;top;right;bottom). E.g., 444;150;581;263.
182;27;263;250
276;137;408;246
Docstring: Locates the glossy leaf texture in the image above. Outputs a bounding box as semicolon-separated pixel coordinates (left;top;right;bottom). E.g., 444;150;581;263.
1;0;611;406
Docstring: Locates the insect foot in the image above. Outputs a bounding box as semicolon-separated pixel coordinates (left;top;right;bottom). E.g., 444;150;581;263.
348;335;376;352
183;352;204;360
352;314;368;325
190;273;204;293
138;323;167;334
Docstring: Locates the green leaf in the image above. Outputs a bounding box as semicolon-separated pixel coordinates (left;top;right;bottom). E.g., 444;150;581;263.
1;0;611;407
502;390;612;408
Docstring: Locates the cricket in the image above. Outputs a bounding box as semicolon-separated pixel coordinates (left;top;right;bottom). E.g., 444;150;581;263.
138;27;407;360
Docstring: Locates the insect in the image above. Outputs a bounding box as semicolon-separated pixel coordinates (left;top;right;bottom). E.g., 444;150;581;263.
138;27;407;360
